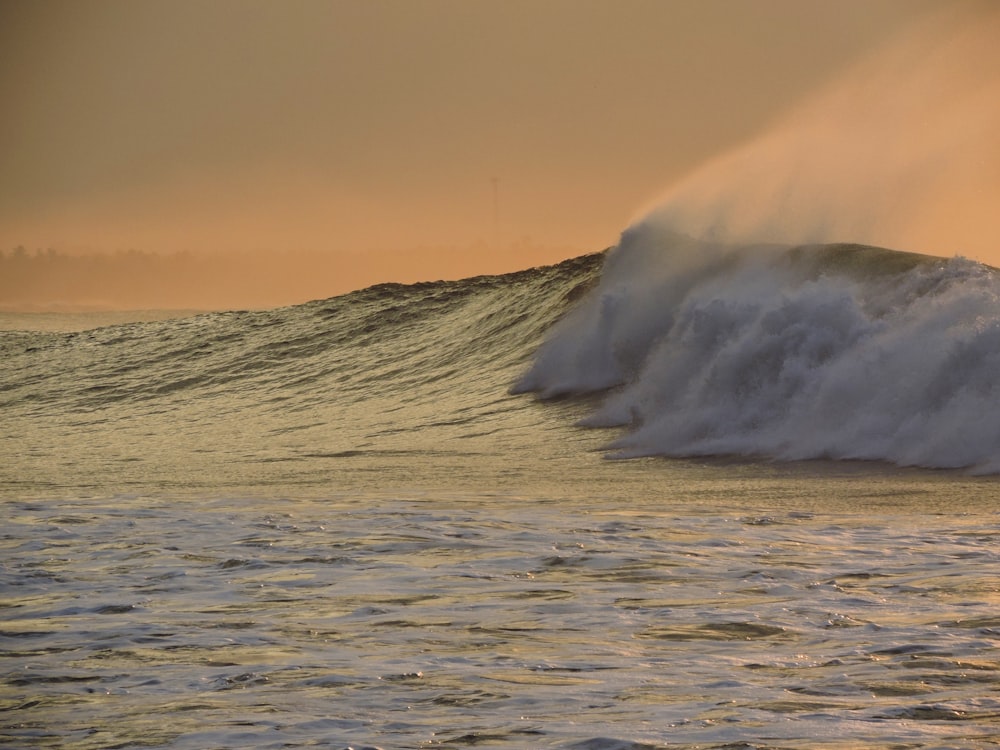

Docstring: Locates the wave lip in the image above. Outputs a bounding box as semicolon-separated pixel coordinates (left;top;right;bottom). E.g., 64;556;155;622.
515;223;1000;473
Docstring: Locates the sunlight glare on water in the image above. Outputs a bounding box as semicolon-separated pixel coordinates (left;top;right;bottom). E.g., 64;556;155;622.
3;249;1000;748
3;489;999;749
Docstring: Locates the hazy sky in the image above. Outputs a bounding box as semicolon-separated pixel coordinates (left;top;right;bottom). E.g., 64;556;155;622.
0;0;967;289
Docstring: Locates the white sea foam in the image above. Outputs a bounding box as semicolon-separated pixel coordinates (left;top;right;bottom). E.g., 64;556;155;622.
514;5;1000;473
515;222;1000;472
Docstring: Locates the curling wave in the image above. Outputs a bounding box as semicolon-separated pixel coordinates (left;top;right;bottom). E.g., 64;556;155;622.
514;221;1000;473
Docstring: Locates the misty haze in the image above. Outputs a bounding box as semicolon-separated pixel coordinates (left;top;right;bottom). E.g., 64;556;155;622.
4;3;1000;750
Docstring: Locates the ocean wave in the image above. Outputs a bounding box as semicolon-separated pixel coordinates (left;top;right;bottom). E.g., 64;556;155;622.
514;221;1000;472
1;254;601;412
1;253;608;495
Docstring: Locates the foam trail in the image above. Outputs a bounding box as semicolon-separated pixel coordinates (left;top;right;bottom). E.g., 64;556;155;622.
515;229;1000;472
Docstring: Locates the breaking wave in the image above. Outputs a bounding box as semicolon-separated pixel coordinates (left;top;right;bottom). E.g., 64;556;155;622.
5;225;1000;494
514;221;1000;473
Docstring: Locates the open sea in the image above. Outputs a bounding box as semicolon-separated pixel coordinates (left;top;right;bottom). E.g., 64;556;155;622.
2;226;999;749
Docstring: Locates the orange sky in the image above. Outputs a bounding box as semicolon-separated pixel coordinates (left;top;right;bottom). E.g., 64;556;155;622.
640;2;1000;262
5;0;990;305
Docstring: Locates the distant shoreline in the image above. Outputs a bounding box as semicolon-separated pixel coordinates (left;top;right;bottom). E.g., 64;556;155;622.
0;309;211;333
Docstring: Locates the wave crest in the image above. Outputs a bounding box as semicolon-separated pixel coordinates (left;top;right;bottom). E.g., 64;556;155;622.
514;222;1000;472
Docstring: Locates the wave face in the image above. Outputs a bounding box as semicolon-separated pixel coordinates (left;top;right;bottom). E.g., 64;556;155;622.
0;254;603;497
514;222;1000;472
4;227;1000;499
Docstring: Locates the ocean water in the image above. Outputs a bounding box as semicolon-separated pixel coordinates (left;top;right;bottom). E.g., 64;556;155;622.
2;227;999;749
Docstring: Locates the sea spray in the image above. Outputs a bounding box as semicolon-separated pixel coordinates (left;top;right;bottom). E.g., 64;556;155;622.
513;4;1000;472
514;227;1000;472
632;3;1000;262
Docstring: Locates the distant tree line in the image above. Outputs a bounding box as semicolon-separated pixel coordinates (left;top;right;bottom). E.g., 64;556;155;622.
0;240;587;311
0;247;214;309
0;245;365;310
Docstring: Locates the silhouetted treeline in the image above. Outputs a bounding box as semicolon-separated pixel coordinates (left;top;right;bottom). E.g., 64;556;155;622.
1;247;223;310
0;246;357;310
0;241;584;311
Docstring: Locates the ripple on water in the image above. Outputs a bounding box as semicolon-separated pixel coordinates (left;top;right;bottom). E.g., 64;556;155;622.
1;497;999;749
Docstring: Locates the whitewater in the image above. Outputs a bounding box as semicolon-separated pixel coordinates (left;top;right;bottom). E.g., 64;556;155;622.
516;225;1000;472
2;226;1000;749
